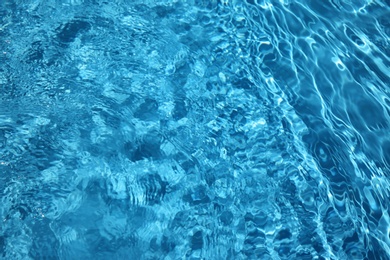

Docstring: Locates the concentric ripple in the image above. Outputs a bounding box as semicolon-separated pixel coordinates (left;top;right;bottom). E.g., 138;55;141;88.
0;0;389;259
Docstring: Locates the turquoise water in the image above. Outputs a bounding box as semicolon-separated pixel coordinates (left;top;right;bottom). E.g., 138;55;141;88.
0;0;389;259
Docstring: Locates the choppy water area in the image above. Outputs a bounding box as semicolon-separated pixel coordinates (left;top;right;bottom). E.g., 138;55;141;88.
1;0;389;259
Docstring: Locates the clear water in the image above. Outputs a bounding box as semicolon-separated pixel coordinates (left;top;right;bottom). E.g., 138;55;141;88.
0;0;389;259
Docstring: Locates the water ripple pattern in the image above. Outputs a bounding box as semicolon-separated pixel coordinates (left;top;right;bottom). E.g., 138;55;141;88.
0;0;389;259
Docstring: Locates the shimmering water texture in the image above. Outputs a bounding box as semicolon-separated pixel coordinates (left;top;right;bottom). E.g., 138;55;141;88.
1;0;390;259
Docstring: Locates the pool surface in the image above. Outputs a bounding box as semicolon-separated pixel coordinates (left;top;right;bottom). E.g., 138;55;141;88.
1;0;390;259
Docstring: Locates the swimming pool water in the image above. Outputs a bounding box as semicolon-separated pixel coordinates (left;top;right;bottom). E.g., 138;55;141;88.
0;0;389;259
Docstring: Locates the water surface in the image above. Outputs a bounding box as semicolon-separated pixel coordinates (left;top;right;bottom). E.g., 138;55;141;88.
0;0;389;259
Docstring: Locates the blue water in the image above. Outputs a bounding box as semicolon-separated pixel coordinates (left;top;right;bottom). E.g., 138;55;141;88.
0;0;389;259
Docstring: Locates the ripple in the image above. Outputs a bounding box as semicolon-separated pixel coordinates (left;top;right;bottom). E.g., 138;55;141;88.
1;0;389;259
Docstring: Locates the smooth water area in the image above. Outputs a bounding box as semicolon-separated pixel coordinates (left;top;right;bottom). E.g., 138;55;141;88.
0;0;389;259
